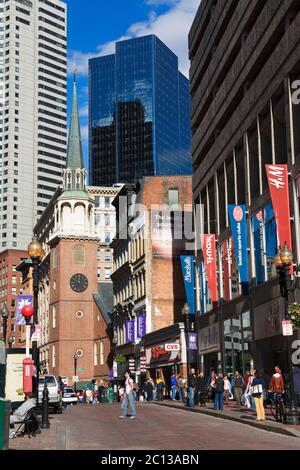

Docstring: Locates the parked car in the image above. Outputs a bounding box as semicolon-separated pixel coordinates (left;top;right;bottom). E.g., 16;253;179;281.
38;375;63;413
62;387;78;405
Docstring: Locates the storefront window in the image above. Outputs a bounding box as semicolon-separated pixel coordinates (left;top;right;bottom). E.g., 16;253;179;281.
224;312;253;377
252;202;277;284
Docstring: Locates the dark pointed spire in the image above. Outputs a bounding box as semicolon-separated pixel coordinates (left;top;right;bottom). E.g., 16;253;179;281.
66;69;84;170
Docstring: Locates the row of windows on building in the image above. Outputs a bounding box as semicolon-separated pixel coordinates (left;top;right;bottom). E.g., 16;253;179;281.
50;342;105;369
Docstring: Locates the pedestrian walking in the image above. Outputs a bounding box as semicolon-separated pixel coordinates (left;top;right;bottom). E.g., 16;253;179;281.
223;375;232;404
245;370;256;411
232;371;244;406
58;376;67;410
177;375;186;402
187;368;197;407
269;366;285;395
196;371;207;407
156;376;165;401
98;380;105;403
251;370;266;421
85;388;93;404
119;371;137;419
92;379;99;404
208;371;216;404
170;373;178;400
213;374;225;411
144;379;154;401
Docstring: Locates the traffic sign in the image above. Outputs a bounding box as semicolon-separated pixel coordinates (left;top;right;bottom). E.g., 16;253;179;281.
282;320;293;336
31;325;41;342
72;376;79;383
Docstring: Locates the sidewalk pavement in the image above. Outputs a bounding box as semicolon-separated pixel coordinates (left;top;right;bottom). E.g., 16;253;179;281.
152;399;300;438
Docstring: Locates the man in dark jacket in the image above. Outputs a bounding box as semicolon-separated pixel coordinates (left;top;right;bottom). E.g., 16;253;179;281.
187;368;197;407
213;374;225;410
196;372;207;407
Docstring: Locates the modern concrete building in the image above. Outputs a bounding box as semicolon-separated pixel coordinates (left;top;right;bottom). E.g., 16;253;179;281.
190;0;300;376
0;0;67;252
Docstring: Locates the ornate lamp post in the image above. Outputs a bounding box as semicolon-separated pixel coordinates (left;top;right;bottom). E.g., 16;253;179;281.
8;337;14;350
28;234;44;401
1;303;9;347
274;243;300;425
73;351;78;392
182;303;191;376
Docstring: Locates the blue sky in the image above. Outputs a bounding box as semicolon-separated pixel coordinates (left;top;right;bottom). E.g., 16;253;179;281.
65;0;199;166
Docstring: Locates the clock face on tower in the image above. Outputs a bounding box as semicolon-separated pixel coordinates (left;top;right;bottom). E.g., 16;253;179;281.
70;273;88;293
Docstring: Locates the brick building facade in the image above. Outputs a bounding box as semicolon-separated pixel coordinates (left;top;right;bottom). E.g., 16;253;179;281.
111;175;193;386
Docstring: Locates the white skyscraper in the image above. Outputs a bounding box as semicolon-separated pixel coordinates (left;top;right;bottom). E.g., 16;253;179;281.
0;0;67;251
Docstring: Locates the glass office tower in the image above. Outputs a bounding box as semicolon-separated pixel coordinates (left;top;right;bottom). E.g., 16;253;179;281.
89;35;191;186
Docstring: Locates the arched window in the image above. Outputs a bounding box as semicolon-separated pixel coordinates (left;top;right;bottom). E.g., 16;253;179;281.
67;172;72;189
52;306;56;328
94;343;98;366
100;341;104;365
52;345;56;368
72;244;85;266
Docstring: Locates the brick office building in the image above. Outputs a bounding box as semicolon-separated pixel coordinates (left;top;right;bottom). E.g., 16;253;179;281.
111;175;193;386
190;0;300;376
0;250;28;348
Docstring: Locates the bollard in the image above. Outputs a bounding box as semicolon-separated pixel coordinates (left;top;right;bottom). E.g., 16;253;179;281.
41;381;50;429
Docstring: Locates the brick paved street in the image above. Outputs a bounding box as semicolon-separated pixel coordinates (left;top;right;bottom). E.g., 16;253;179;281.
8;403;300;450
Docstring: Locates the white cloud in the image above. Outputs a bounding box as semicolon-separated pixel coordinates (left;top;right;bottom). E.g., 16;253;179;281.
80;124;89;142
79;104;88;118
68;0;200;78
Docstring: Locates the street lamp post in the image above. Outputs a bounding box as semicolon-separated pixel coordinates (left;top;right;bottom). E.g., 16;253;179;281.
8;337;14;350
73;352;78;392
274;243;300;426
182;302;191;378
1;303;9;347
28;234;44;402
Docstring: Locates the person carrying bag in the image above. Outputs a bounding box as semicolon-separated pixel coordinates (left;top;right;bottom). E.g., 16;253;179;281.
250;370;266;421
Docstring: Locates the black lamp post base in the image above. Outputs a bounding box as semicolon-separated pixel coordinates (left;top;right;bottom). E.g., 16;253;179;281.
285;407;300;426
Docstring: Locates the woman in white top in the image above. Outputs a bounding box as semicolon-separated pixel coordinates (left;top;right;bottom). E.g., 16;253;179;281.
223;375;232;404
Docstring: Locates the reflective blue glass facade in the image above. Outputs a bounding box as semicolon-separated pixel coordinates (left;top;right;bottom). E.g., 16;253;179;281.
89;35;192;186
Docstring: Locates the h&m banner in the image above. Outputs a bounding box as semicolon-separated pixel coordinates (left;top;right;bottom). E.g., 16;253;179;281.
265;164;292;251
126;320;135;343
228;205;249;294
137;315;146;339
201;234;218;303
16;295;33;326
180;256;195;315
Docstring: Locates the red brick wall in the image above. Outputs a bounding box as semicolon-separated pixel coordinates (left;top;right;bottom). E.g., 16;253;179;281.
48;239;99;382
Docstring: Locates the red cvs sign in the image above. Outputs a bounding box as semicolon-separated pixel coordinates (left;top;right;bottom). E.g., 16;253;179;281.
201;234;218;302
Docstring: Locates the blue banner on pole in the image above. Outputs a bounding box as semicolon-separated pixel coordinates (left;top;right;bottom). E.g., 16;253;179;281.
228;205;249;294
126;320;135;343
180;256;195;315
137;315;146;339
188;332;198;350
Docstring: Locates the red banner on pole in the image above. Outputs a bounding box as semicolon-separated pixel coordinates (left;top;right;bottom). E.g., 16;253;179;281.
201;234;218;303
265;165;292;251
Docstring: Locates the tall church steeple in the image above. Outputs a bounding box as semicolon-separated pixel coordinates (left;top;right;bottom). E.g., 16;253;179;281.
63;71;86;191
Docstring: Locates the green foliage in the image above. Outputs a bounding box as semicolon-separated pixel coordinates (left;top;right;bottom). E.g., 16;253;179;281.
288;303;300;330
114;353;127;365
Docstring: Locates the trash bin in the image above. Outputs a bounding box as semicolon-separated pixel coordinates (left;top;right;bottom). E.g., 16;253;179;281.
0;399;10;450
